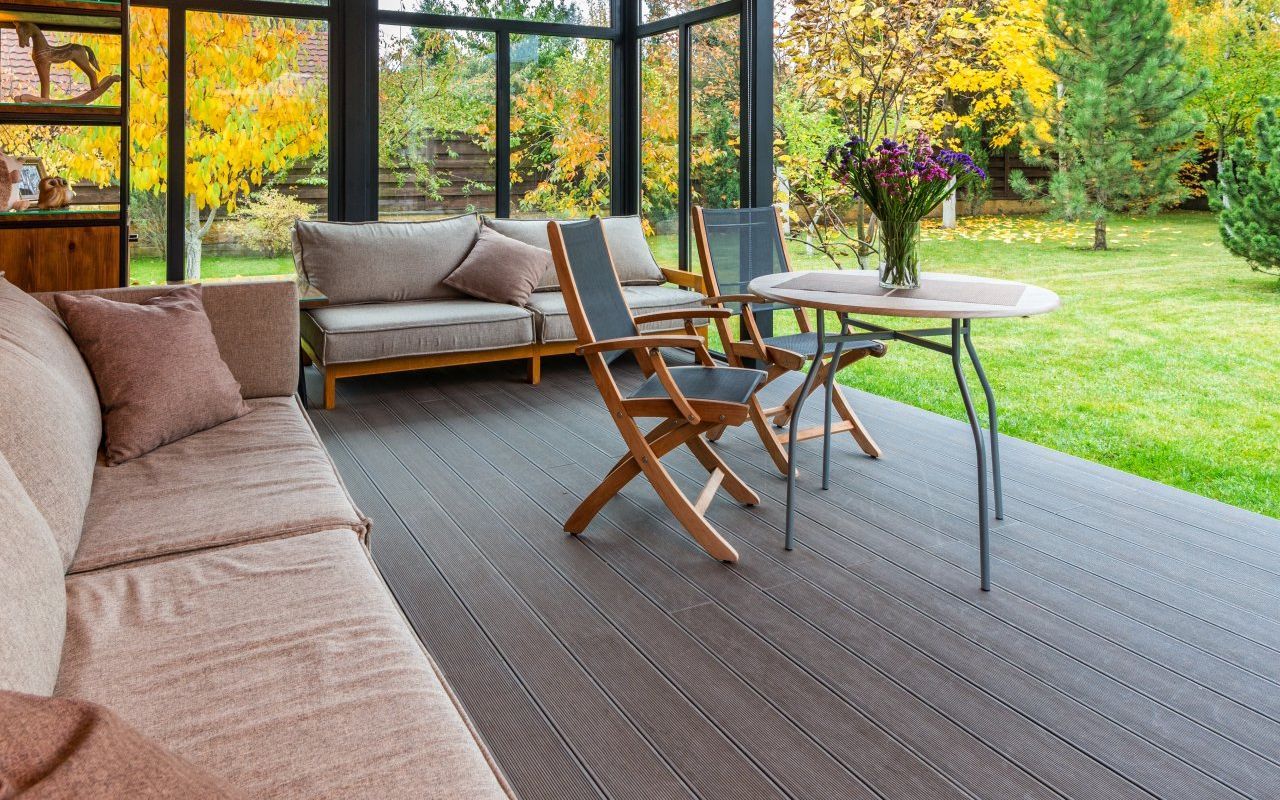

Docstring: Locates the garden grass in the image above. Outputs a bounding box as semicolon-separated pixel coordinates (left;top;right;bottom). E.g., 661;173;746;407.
654;211;1280;519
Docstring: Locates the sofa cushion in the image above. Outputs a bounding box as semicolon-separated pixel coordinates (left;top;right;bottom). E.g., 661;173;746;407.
528;284;708;343
444;226;554;306
483;215;664;289
57;531;512;800
0;276;99;569
0;453;65;696
293;215;479;305
0;690;244;799
55;286;252;466
302;300;535;365
70;396;368;574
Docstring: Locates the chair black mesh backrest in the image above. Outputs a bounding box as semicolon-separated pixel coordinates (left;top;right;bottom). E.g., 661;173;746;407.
699;207;790;305
557;219;637;362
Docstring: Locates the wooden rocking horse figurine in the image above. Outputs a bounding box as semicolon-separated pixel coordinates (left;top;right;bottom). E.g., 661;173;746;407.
14;23;117;105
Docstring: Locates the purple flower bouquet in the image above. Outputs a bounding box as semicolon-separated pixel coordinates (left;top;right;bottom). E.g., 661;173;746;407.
828;133;987;288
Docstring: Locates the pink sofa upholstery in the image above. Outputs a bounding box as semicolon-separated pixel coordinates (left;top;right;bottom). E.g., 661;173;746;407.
0;276;514;799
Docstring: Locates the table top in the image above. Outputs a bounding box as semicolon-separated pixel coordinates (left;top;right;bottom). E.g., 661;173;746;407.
748;270;1060;320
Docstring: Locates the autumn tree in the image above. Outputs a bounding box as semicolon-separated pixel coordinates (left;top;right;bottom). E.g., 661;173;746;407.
1173;0;1280;172
1014;0;1202;250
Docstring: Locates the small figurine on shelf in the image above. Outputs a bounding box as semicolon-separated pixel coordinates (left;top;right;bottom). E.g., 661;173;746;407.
14;22;121;106
37;176;74;210
0;152;33;212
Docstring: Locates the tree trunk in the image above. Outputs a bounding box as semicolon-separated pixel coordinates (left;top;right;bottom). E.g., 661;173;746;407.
1093;217;1107;251
942;180;957;229
185;198;202;280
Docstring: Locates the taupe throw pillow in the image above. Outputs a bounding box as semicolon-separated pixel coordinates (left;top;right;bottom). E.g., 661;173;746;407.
54;286;251;466
444;225;554;306
0;690;244;799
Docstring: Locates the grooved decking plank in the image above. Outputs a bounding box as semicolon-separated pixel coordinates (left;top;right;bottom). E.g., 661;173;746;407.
309;358;1277;800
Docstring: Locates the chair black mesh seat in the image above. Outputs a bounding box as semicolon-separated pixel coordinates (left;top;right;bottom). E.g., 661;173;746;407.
629;366;765;407
761;331;887;358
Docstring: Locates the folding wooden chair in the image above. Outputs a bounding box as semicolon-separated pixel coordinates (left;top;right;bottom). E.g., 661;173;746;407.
692;206;887;476
547;218;768;563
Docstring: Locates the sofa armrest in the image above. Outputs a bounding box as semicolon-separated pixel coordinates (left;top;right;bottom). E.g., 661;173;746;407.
659;267;704;292
35;279;300;400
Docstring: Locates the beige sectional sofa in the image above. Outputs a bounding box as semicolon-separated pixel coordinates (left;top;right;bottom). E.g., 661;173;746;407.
294;213;707;408
0;276;514;799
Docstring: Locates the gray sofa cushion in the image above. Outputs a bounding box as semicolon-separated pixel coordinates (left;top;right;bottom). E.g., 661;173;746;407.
293;215;480;305
302;300;535;364
527;285;707;343
482;216;664;289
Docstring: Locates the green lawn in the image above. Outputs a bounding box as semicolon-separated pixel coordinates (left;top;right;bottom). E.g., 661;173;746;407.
139;213;1279;517
655;211;1280;519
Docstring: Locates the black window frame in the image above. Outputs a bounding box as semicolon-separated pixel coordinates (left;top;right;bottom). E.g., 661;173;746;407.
133;0;771;282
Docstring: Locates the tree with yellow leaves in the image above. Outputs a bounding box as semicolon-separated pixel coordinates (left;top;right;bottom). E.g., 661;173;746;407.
5;9;328;279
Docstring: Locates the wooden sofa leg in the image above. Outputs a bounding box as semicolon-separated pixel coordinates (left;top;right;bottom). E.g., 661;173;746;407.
528;354;541;385
323;371;337;410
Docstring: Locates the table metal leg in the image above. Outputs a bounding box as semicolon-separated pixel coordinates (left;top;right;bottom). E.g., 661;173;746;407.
822;333;847;491
951;320;991;591
786;311;827;551
962;325;1003;519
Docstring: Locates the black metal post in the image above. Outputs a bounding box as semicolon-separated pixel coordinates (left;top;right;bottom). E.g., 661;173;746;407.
496;31;512;217
676;23;690;269
164;7;185;282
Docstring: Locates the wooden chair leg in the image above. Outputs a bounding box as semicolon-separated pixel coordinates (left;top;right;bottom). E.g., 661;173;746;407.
566;419;691;533
831;385;882;458
706;423;728;442
749;396;792;476
635;452;740;562
527;354;541;385
686;434;760;506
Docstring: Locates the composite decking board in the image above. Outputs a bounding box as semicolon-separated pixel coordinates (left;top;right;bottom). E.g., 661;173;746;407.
466;377;1167;800
309;361;1279;800
407;385;991;800
321;395;703;800
374;390;916;800
514;375;1264;799
534;371;1280;781
309;410;606;800
350;394;829;798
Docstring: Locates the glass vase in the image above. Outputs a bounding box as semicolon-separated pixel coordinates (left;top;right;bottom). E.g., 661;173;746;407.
877;220;921;289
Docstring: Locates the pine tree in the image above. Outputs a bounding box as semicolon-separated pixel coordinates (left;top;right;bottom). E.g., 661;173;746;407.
1013;0;1202;249
1215;98;1280;280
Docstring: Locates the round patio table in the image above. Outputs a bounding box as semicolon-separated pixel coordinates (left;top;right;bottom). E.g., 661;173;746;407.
748;270;1060;591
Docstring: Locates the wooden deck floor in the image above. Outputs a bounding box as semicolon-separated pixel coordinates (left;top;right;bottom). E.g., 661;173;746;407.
307;357;1280;800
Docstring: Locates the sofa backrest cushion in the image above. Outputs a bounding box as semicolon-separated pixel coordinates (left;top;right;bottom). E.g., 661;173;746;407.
0;276;99;569
0;451;67;696
482;215;664;290
38;281;300;401
293;215;480;305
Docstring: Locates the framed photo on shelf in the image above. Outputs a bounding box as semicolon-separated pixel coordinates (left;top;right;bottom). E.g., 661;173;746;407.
17;158;45;201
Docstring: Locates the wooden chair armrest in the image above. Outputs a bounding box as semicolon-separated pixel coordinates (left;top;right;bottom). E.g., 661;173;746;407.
649;350;701;424
632;308;733;325
659;267;704;292
576;334;707;356
702;293;764;306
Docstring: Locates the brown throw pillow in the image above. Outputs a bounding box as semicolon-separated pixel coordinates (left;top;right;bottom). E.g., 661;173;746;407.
444;225;554;306
0;690;243;799
54;286;251;466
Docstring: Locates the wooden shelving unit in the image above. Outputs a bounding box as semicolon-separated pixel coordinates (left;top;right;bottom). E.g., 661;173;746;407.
0;0;128;292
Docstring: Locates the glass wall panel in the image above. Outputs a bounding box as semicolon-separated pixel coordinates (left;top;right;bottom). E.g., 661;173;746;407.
378;0;608;27
184;12;328;281
643;0;723;24
509;34;610;218
689;15;740;262
378;25;496;220
640;31;679;267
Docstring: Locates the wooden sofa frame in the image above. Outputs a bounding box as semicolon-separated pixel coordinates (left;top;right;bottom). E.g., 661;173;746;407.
302;267;706;409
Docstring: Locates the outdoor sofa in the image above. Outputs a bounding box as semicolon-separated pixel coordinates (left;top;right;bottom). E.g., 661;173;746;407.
293;213;707;408
0;276;514;798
